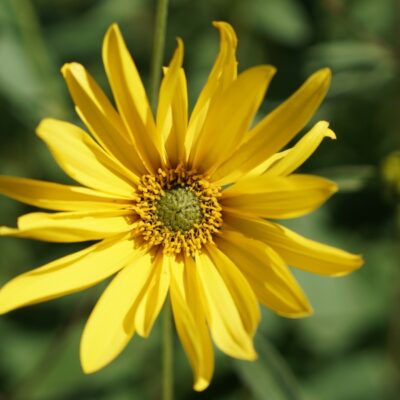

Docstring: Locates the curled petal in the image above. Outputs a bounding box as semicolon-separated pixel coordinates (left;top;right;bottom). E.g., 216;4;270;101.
213;68;332;185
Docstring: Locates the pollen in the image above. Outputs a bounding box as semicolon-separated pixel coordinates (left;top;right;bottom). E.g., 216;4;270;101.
134;166;223;256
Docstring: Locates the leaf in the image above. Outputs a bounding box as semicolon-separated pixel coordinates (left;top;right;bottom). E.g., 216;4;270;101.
234;332;305;400
240;0;312;46
305;41;396;96
303;351;389;400
313;165;375;192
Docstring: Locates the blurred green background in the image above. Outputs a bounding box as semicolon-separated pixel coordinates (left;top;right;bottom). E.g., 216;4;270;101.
0;0;399;399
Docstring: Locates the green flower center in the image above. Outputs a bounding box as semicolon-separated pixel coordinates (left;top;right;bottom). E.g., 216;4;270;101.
157;187;202;232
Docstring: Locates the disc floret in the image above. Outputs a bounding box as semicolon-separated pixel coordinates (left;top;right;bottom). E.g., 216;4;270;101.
135;167;223;256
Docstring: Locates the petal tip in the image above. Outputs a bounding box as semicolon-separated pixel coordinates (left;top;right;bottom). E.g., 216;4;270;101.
310;68;332;89
353;254;365;270
301;303;314;317
80;362;95;375
61;62;84;79
35;118;49;135
212;21;238;46
60;63;70;77
194;378;210;392
212;20;232;29
80;341;103;375
108;23;120;34
104;23;121;48
320;68;332;85
330;183;339;194
320;67;332;77
246;348;258;361
326;128;337;140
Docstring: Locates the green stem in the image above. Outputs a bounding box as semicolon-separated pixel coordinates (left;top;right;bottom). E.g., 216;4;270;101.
162;299;173;400
147;1;172;398
149;0;169;113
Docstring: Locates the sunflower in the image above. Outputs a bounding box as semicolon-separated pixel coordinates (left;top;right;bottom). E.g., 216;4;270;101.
0;22;363;391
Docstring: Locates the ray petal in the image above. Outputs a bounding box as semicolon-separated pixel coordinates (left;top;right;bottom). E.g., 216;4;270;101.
102;24;161;172
185;21;238;158
213;68;331;185
190;65;276;174
222;174;337;219
0;176;130;211
195;251;257;360
81;249;155;373
37;119;137;197
224;213;363;276
61;62;147;176
133;251;170;337
0;210;135;242
0;233;141;314
164;67;188;166
170;255;214;391
216;230;313;317
206;244;260;335
157;40;184;165
265;121;336;176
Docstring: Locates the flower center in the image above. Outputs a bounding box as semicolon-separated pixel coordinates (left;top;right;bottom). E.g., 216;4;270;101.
134;167;223;256
157;188;202;232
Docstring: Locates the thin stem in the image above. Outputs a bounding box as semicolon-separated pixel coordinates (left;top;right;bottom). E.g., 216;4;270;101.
162;299;173;400
147;2;172;398
149;0;169;113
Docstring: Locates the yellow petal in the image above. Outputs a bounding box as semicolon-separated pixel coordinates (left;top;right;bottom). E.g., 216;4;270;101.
170;255;214;391
213;68;332;185
185;21;238;158
61;63;147;177
222;174;337;219
37;119;137;197
265;121;336;176
0;175;129;211
0;210;135;242
206;244;260;335
156;39;184;165
190;65;276;174
216;230;313;317
102;24;161;172
224;214;363;276
164;68;188;166
133;252;170;337
81;249;154;374
244;150;289;179
0;233;140;314
195;251;257;360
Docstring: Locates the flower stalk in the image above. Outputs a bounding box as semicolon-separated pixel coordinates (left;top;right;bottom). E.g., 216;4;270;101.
149;0;170;113
147;0;173;398
162;299;174;400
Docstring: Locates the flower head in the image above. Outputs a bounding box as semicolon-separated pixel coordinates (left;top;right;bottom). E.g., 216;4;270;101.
0;22;363;391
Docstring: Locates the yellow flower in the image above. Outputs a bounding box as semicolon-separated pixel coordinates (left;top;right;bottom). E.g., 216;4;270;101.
0;22;363;391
